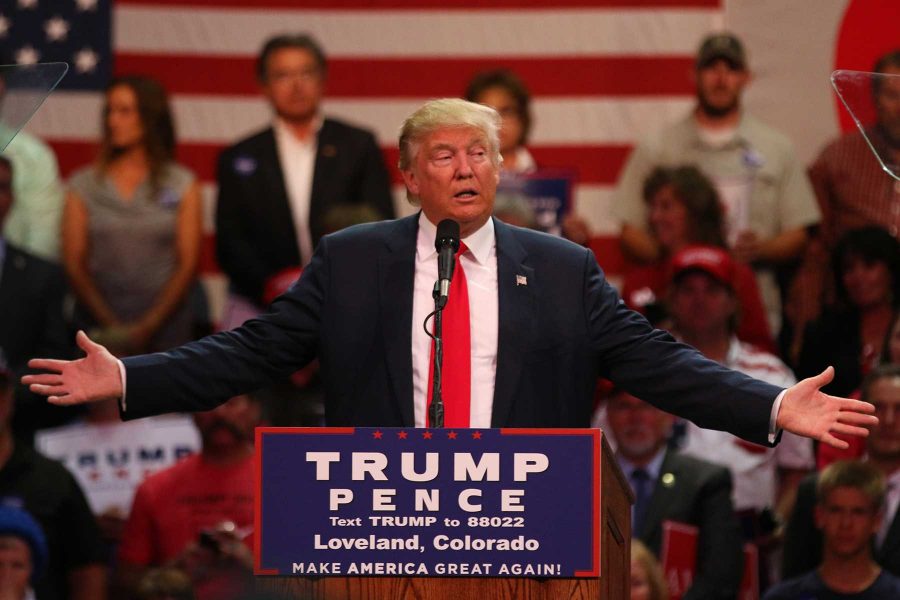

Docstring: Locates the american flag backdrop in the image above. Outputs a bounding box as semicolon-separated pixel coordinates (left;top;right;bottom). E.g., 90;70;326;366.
8;0;875;320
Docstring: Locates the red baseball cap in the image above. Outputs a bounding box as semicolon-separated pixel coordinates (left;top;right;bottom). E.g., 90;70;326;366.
670;245;736;290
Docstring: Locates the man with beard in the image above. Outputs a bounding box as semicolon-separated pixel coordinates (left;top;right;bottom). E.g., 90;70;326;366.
612;32;819;335
787;50;900;361
783;366;900;579
606;388;744;599
117;394;260;600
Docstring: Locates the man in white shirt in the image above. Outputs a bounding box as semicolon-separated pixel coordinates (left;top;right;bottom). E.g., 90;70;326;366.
24;99;875;454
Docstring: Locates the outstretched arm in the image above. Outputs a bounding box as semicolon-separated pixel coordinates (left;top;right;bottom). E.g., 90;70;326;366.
776;366;876;450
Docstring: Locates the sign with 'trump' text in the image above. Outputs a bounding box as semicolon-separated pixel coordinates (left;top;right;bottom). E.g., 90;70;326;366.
255;427;600;578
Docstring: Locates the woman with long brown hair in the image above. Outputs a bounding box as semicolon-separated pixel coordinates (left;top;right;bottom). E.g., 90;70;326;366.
63;76;202;356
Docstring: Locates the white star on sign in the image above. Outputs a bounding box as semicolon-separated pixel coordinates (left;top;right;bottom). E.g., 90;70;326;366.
73;47;99;74
44;16;70;42
75;0;97;10
18;0;38;9
15;46;40;65
0;15;10;39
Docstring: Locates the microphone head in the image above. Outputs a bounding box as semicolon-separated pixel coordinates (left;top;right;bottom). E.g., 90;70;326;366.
435;219;461;253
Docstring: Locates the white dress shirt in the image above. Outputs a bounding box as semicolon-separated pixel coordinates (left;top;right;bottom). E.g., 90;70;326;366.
273;116;322;266
411;214;498;428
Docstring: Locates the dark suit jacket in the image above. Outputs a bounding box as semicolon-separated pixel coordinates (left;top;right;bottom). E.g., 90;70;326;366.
123;215;782;440
635;450;744;600
0;243;74;434
782;472;900;578
215;118;395;303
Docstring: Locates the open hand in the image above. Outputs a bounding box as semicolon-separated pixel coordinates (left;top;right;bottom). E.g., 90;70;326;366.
776;367;878;449
22;330;123;405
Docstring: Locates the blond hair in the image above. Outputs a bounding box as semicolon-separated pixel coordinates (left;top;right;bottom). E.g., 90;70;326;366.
631;539;669;600
398;98;501;203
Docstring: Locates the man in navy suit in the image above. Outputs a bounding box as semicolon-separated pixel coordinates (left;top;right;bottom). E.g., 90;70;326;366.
25;99;875;450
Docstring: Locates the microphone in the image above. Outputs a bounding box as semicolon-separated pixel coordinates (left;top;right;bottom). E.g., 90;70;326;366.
435;219;460;309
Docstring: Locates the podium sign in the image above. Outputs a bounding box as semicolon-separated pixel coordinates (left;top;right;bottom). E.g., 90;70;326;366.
255;427;601;578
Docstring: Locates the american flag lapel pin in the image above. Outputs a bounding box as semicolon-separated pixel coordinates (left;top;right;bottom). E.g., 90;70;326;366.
516;274;528;286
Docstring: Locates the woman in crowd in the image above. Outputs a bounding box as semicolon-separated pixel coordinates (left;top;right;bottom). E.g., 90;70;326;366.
63;76;202;356
797;226;900;397
465;68;535;174
620;165;774;352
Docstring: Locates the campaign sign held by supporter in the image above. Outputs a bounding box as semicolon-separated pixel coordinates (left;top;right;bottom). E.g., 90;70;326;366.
255;427;600;578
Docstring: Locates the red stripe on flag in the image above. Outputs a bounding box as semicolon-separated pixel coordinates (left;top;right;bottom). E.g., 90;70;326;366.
118;0;719;8
48;141;632;185
115;54;696;98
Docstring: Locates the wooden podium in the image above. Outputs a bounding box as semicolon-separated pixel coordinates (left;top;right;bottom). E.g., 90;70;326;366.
256;433;633;600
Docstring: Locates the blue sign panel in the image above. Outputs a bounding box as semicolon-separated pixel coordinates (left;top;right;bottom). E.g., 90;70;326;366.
497;169;574;236
255;427;600;578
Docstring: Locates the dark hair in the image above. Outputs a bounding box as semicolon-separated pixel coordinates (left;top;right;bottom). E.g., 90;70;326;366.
257;34;327;83
642;165;726;249
99;76;175;192
0;155;11;172
465;69;533;147
831;226;900;309
873;49;900;96
862;364;900;402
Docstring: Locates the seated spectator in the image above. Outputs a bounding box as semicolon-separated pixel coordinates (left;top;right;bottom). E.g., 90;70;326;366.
666;246;813;547
117;394;260;600
620;166;773;352
630;539;668;600
782;365;900;579
0;355;106;599
465;68;535;174
63;76;202;357
797;226;900;397
0;156;75;440
765;461;900;599
0;504;47;600
606;388;743;599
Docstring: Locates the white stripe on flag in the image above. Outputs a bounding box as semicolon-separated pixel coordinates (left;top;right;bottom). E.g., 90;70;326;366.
115;6;721;57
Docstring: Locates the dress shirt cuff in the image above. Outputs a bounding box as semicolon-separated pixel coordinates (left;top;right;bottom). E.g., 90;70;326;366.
117;359;127;413
769;389;786;444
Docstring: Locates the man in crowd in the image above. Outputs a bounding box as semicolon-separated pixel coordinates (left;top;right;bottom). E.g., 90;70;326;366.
766;460;900;599
118;394;259;600
216;33;395;320
0;156;72;439
783;365;900;578
0;355;106;600
612;32;819;334
666;246;813;529
786;49;900;359
25;99;875;459
606;388;743;599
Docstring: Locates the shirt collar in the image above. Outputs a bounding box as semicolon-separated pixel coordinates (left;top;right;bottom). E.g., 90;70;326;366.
273;114;324;146
616;446;667;482
686;109;752;149
416;212;495;265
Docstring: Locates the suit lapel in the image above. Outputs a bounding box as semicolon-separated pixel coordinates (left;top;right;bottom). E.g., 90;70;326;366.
639;450;680;540
491;219;534;427
259;129;299;252
309;119;336;237
379;215;418;426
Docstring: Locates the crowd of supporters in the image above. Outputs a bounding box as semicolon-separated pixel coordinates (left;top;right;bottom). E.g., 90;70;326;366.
0;29;898;600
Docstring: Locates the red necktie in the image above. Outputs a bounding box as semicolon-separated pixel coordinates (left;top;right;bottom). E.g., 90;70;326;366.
427;242;471;427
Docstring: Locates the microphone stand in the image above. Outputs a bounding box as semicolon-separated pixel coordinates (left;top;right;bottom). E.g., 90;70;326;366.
427;282;445;428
